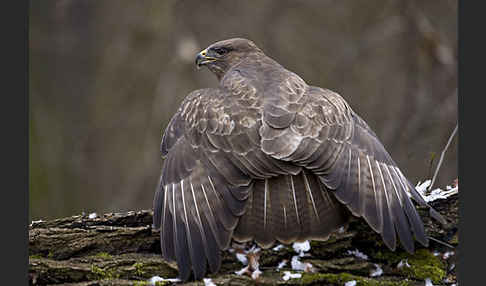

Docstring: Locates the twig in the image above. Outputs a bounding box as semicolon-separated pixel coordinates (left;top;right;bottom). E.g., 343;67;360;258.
428;236;455;249
428;124;458;192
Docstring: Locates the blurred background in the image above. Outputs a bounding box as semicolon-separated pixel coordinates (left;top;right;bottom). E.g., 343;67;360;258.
29;0;457;220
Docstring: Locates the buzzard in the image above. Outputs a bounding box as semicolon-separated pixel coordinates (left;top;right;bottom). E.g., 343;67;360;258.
153;38;444;281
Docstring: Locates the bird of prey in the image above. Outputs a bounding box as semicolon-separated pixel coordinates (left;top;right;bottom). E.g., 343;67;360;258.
152;38;444;281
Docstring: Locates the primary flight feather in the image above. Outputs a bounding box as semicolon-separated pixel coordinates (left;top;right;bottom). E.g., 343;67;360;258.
152;38;443;281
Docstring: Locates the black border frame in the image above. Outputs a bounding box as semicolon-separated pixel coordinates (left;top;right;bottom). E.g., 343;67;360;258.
4;0;29;284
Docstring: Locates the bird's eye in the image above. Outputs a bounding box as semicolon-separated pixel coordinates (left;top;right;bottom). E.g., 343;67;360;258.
212;47;229;55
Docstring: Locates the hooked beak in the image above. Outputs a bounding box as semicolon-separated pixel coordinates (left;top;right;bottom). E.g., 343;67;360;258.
195;49;217;69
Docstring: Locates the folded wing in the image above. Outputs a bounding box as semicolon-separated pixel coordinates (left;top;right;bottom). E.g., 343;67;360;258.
154;89;252;281
154;86;301;280
260;80;442;253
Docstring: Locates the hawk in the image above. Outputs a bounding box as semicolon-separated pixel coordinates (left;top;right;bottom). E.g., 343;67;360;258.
153;38;444;281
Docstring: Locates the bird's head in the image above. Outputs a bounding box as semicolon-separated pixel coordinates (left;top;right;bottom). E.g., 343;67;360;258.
195;38;262;79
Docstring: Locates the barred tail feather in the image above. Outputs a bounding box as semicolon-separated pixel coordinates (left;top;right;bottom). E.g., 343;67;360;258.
233;171;349;247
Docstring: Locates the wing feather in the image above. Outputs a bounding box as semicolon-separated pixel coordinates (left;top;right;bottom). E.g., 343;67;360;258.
375;160;396;251
384;164;415;252
365;155;383;233
391;167;428;246
161;184;175;261
154;88;257;280
260;83;440;253
172;182;191;281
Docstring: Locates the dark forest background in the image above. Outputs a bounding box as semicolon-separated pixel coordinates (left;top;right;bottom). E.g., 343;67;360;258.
29;0;457;220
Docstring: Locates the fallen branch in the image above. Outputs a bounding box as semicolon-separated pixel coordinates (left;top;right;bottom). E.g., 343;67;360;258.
428;124;458;192
29;195;458;285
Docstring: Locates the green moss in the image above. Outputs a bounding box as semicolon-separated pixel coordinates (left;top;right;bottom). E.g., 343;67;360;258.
372;250;407;264
133;262;145;276
94;252;113;259
29;254;43;259
370;248;446;284
399;249;445;283
449;234;459;245
90;264;120;280
122;261;178;279
90;265;105;278
301;273;414;286
300;272;353;284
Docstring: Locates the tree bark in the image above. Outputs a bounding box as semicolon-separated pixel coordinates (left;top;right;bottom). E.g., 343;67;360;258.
29;195;458;286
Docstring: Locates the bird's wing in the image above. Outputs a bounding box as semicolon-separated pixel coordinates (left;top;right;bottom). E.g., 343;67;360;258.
154;88;248;281
154;85;297;280
260;77;441;253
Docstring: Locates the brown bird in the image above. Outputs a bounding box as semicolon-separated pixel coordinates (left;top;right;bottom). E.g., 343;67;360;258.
153;38;444;281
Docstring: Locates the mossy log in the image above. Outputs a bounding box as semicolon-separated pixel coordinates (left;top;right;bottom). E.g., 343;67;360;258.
29;195;458;286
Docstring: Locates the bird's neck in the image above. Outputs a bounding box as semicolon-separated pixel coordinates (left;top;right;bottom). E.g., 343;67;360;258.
221;55;283;82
